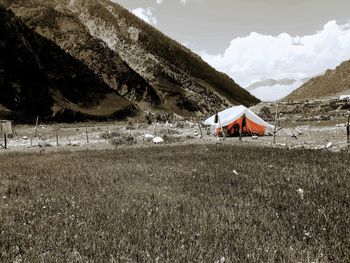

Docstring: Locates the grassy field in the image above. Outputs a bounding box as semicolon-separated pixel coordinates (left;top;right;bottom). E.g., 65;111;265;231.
0;144;349;262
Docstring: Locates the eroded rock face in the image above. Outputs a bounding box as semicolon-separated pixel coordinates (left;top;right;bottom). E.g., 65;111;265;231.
2;0;259;120
0;6;135;121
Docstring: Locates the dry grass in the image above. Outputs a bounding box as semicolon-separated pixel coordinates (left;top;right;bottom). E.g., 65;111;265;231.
0;144;349;262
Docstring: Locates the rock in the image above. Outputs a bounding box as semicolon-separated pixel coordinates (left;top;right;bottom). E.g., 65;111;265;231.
232;170;239;176
326;142;333;149
144;134;155;139
153;137;164;144
22;136;28;140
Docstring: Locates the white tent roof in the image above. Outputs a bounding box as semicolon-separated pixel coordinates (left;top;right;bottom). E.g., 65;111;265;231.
204;105;274;129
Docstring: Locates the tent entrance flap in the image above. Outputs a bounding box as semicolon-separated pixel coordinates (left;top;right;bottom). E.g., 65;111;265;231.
227;116;266;136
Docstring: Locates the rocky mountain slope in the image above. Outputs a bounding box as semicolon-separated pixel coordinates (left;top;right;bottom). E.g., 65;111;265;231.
285;60;350;101
0;6;136;122
1;0;258;121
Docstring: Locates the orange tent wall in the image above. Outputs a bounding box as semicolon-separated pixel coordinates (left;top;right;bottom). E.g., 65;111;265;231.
215;116;266;136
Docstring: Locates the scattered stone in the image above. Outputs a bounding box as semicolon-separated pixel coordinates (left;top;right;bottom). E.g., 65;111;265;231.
22;136;28;140
232;170;239;176
326;142;333;149
153;137;164;144
252;135;258;140
144;134;155;139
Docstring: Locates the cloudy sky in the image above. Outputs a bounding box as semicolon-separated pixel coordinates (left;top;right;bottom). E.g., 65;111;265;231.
112;0;350;100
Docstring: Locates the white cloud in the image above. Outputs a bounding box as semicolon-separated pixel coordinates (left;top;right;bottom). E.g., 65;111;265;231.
132;7;157;26
200;20;350;90
250;80;305;101
154;0;187;5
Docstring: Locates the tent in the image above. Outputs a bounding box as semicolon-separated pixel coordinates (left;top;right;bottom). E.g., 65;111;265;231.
204;105;274;137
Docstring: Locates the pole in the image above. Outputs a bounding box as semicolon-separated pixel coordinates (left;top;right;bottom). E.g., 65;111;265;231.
197;119;203;138
273;103;279;145
347;115;350;146
56;129;59;147
218;115;225;140
239;114;246;141
34;116;39;138
86;128;89;144
4;133;7;149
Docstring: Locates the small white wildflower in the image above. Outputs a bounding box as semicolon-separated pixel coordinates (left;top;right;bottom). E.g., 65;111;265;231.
297;188;304;199
303;230;311;237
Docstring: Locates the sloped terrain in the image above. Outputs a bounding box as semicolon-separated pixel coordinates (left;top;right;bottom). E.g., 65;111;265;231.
0;6;136;122
285;60;350;101
1;0;258;120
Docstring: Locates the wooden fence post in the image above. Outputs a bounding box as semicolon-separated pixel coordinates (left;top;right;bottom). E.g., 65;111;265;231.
4;133;7;149
86;128;89;144
197;119;203;138
218;115;225;140
56;129;59;147
273;103;279;145
347;115;350;146
34;116;39;138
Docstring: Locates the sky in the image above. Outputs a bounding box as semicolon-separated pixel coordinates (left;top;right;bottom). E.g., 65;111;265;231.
112;0;350;100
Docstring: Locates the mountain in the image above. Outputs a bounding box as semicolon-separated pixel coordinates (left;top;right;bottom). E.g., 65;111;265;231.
0;6;139;121
285;60;350;101
0;0;259;121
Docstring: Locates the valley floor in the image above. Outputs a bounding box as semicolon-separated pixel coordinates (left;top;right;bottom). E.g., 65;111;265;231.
1;118;349;153
0;144;349;262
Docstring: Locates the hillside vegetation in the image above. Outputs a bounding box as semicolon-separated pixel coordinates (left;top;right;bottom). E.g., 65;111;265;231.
1;0;259;121
285;60;350;101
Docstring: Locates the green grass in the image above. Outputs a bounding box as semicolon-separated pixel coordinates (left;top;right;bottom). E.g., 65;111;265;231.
0;145;349;262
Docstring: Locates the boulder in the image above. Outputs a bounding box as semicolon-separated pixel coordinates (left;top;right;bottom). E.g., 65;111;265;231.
153;137;164;144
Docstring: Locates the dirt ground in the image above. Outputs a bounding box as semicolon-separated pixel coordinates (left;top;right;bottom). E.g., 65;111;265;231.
1;116;349;153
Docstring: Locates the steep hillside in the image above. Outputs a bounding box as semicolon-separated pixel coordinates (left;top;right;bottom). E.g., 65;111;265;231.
285;60;350;101
0;6;137;122
2;0;258;119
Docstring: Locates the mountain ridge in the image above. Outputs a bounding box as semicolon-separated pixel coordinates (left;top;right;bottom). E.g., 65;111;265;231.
1;0;259;121
285;60;350;101
0;6;137;122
